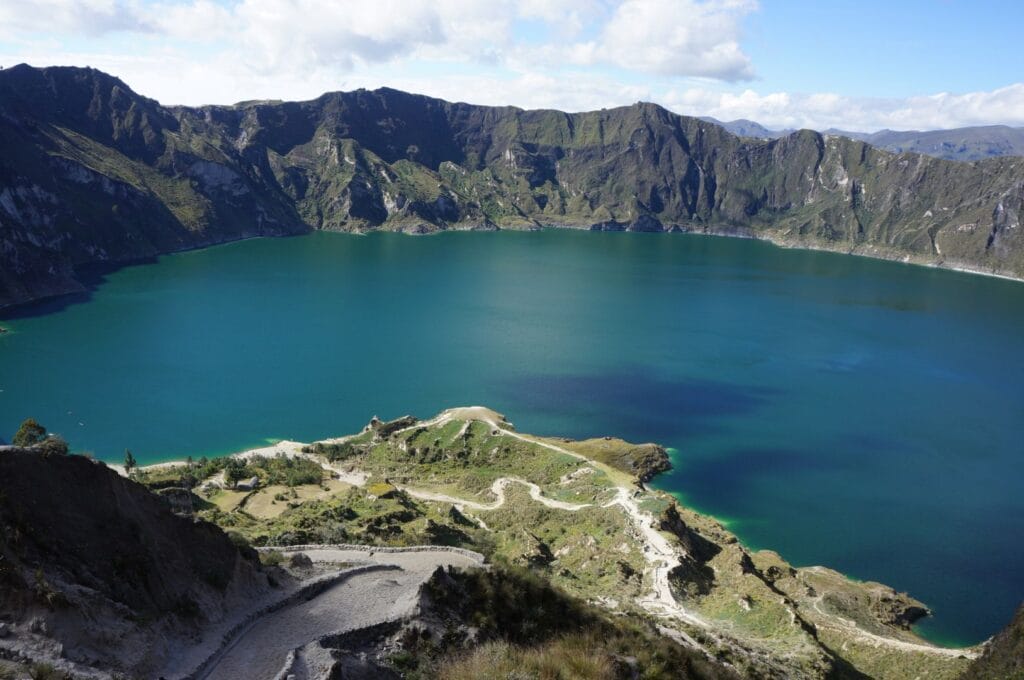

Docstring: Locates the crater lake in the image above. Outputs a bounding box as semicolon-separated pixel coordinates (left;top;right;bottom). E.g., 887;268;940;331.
1;229;1022;646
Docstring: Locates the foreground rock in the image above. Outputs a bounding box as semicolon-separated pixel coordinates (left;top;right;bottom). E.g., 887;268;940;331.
0;446;275;677
966;602;1024;679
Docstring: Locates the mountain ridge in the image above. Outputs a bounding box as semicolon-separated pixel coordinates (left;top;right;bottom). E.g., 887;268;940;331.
1;63;1023;310
708;115;1024;162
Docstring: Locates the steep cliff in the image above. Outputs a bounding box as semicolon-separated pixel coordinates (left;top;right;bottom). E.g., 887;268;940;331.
0;446;273;676
2;64;1023;308
968;603;1024;679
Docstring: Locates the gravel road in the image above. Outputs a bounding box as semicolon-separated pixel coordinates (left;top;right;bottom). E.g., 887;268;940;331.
201;549;482;680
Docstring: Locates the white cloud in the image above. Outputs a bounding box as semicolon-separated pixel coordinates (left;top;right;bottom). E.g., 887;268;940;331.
378;70;654;113
664;84;1024;131
0;0;149;37
578;0;757;80
0;0;756;80
2;0;1024;131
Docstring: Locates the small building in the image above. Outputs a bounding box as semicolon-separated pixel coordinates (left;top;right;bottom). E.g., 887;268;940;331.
235;475;260;491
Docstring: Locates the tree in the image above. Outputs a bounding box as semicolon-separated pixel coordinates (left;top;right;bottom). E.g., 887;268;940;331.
224;458;248;485
12;418;46;447
124;449;137;475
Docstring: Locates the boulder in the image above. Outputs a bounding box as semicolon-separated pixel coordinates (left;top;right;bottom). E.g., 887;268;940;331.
289;552;313;569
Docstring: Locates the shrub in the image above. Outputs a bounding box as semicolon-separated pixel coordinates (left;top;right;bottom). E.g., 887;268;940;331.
437;637;617;680
223;459;249;485
260;550;285;567
305;441;361;462
29;663;67;680
37;436;69;457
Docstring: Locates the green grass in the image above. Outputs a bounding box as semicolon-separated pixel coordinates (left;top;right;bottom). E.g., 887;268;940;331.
355;420;582;495
479;486;646;604
187;412;976;679
412;566;737;680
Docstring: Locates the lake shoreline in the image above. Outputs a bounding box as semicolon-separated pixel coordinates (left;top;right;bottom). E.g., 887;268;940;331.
3;227;1018;646
2;223;1021;318
108;417;983;653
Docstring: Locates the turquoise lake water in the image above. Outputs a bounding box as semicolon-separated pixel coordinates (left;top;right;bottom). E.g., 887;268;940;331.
1;230;1021;645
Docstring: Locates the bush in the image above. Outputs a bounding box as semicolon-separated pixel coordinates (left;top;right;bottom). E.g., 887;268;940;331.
223;458;249;485
305;441;361;463
260;550;285;567
29;663;67;680
36;436;69;457
438;637;617;680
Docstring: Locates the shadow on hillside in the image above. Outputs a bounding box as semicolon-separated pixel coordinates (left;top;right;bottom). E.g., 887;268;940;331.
0;258;158;321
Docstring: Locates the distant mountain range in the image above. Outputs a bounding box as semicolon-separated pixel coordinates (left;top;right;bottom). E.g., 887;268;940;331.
704;117;1024;162
1;64;1023;309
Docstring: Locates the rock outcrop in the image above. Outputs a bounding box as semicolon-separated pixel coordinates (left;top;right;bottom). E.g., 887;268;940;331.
966;603;1024;679
0;446;273;676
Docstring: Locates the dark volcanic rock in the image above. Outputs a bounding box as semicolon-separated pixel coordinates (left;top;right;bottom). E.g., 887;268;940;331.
0;447;270;674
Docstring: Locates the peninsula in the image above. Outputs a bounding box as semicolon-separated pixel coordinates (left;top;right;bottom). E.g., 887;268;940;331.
1;407;1006;679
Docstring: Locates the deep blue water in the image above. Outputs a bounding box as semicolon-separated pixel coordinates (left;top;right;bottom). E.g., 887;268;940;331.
1;230;1021;645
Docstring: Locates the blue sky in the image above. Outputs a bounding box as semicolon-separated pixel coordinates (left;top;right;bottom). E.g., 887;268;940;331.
745;1;1024;97
1;0;1022;130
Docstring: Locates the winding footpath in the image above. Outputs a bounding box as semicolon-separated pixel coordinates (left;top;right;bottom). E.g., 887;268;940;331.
169;406;975;666
388;408;975;657
395;407;706;627
404;476;592;512
809;594;977;660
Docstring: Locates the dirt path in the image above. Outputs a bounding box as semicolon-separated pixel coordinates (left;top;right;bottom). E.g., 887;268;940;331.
810;597;979;660
200;549;482;680
421;412;707;626
193;407;976;660
405;476;592;512
391;410;977;658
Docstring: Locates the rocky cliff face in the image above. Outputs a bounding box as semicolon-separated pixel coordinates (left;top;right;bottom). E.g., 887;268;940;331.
2;64;1023;308
968;603;1024;679
0;447;272;676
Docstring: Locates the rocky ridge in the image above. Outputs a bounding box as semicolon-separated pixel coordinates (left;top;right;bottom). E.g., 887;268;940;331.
2;64;1023;308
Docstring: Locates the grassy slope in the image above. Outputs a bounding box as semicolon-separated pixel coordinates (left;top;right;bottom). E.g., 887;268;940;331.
143;410;979;680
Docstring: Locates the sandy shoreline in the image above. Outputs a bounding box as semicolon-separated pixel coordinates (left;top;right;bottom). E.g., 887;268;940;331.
109;439;303;476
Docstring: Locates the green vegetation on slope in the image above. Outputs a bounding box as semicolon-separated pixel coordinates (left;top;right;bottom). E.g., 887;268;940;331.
148;409;980;680
2;64;1024;308
6;411;1001;680
417;566;738;680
